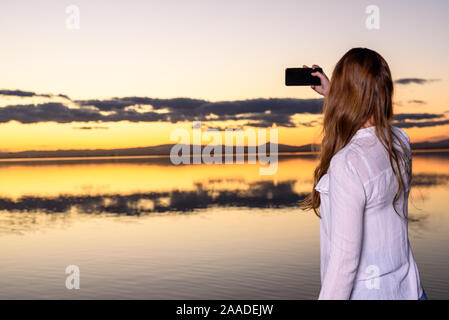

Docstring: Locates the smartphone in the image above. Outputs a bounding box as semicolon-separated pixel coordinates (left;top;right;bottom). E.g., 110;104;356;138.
285;67;323;86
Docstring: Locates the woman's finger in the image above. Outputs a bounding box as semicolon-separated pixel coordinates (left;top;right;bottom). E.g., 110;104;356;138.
311;71;325;81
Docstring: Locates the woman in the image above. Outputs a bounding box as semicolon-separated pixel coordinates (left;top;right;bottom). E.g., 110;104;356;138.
301;48;425;300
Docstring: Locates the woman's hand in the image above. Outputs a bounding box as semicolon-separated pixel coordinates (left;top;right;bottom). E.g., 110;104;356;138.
303;64;329;97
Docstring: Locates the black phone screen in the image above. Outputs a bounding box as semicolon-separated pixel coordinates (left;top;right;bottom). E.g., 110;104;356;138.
285;68;322;86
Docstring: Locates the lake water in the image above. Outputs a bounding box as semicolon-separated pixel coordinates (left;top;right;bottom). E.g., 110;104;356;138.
0;152;448;299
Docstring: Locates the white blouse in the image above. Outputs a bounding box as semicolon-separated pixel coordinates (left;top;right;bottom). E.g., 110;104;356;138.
315;125;423;300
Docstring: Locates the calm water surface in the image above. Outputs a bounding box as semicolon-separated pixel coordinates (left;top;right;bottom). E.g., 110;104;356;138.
0;152;448;299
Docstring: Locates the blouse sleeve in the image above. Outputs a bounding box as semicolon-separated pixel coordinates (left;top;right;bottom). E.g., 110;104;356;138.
318;151;366;300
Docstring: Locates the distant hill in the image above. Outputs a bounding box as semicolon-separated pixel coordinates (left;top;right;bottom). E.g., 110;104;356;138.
0;139;447;159
0;143;319;159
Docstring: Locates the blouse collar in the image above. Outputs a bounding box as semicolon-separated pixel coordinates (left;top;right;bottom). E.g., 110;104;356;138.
352;125;376;139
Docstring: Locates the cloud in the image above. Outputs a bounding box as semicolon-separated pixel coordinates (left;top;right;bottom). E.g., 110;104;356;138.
296;120;320;127
0;89;71;100
0;89;51;98
408;100;426;104
0;103;104;123
77;97;207;112
2;91;447;130
394;119;449;128
72;126;109;130
394;78;441;85
394;113;445;121
77;97;323;116
0;97;324;127
58;94;71;100
393;113;449;128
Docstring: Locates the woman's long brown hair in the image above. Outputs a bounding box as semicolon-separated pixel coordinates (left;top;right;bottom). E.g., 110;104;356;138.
300;48;411;218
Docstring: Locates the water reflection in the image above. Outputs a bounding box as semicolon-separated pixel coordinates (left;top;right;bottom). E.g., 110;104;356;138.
0;153;447;215
411;173;449;187
0;152;448;299
0;180;306;215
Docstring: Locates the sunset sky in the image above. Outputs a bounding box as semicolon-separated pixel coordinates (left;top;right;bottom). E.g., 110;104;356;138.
0;0;448;152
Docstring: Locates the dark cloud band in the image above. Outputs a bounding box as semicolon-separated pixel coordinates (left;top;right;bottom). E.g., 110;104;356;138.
394;113;444;121
1;92;448;130
394;119;449;129
394;78;440;85
0;89;51;98
0;98;324;127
